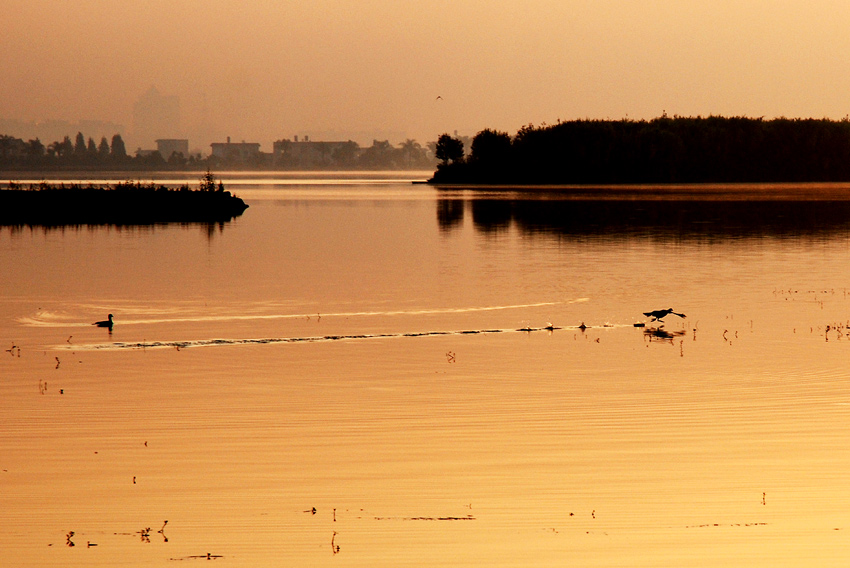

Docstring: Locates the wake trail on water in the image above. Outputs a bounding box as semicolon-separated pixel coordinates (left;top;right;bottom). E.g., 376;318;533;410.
22;299;589;327
57;321;633;352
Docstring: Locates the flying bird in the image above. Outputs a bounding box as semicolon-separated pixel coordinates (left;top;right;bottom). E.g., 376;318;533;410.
436;95;443;100
93;314;114;329
643;308;686;321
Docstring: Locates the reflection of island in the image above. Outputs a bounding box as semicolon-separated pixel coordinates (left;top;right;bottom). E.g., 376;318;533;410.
0;177;247;226
437;195;850;239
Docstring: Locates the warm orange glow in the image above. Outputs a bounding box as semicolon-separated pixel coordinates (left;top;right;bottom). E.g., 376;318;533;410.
3;175;850;566
5;1;850;150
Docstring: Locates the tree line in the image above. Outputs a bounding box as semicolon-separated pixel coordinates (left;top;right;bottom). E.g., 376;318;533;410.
3;132;122;165
269;138;434;170
0;132;206;170
431;116;850;184
0;132;438;171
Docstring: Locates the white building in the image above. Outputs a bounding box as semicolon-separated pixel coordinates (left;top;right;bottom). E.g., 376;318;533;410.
210;137;262;163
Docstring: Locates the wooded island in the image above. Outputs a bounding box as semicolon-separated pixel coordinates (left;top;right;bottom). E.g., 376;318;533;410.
0;172;248;225
430;116;850;184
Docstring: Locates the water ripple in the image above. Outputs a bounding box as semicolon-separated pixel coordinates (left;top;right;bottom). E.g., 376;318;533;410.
54;323;629;351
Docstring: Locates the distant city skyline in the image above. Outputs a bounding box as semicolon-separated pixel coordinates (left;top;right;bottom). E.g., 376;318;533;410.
0;110;422;157
0;83;424;154
5;1;850;152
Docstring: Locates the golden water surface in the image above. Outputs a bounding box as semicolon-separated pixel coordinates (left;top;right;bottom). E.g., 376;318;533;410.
2;174;850;567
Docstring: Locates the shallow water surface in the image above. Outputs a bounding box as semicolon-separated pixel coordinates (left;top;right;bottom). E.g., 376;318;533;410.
2;174;850;567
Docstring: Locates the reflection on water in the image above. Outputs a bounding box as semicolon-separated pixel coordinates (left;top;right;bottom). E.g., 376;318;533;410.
439;197;850;239
4;176;850;568
1;221;232;240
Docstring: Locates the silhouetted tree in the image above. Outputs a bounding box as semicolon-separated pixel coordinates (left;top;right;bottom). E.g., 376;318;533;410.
331;141;360;167
200;169;217;191
167;151;187;166
137;150;165;166
48;136;73;159
470;129;512;164
399;139;427;168
435;133;464;165
0;135;16;161
27;138;45;158
74;132;86;156
86;137;98;157
110;134;127;159
359;139;398;168
98;137;110;158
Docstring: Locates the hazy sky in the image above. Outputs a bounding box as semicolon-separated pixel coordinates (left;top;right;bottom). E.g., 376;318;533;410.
5;0;850;149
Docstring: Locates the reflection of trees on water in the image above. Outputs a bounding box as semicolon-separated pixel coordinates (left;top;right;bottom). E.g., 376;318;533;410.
1;222;229;242
437;198;850;239
436;199;464;230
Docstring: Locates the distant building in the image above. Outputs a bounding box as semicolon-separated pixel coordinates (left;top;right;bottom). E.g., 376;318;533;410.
133;86;180;148
210;137;262;163
273;136;360;168
156;139;189;160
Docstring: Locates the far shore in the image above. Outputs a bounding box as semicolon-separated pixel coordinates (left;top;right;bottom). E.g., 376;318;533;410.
429;116;850;186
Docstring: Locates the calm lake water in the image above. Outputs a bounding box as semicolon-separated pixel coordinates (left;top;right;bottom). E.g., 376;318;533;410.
3;173;850;567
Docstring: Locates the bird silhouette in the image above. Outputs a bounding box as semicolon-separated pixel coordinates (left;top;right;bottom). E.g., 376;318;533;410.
93;314;114;329
643;308;685;321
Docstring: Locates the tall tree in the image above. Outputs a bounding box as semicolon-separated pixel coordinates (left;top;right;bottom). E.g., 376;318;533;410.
86;137;98;156
60;136;74;158
0;135;15;161
110;134;127;159
399;139;425;167
74;132;86;156
27;138;45;158
435;133;464;165
470;129;512;164
331;141;360;167
359;139;397;168
98;136;110;158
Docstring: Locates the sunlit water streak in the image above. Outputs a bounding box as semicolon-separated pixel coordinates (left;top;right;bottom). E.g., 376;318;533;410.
56;321;640;351
19;299;589;328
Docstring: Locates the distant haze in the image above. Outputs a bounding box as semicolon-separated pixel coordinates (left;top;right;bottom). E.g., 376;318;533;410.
4;0;850;152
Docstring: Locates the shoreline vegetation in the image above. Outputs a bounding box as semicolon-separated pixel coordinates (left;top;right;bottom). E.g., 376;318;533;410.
429;115;850;185
0;171;248;226
0;132;437;171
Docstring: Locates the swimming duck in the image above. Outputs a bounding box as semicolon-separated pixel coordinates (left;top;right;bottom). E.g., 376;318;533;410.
93;314;114;328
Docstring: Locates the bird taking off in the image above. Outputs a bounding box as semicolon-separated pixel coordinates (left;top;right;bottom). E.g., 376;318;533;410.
643;308;686;321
